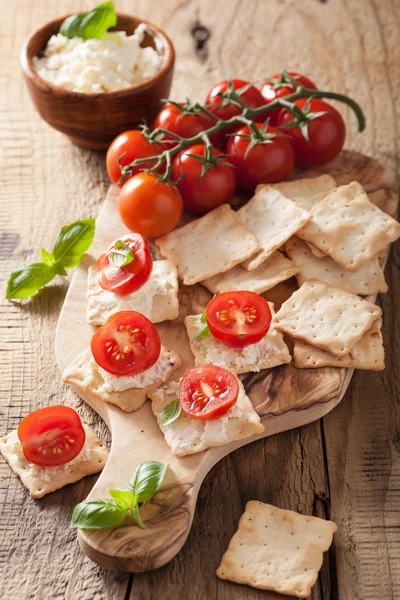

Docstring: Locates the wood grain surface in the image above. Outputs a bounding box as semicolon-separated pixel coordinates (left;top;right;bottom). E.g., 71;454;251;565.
0;0;399;599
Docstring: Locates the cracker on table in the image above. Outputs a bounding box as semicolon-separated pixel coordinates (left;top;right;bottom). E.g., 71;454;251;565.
216;501;336;598
294;317;384;370
0;424;108;498
285;237;388;295
201;251;298;295
156;204;260;285
255;174;337;205
305;241;326;257
296;181;400;271
238;187;310;271
62;347;182;413
185;304;291;374
86;260;179;327
150;378;264;457
273;279;381;356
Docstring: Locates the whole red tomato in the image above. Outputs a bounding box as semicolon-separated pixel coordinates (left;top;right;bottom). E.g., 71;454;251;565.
261;72;317;125
205;79;267;133
277;98;346;168
153;102;223;148
226;123;295;192
171;144;236;213
106;130;163;186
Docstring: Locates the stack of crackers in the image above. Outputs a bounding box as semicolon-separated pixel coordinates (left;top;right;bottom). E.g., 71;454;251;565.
157;175;400;373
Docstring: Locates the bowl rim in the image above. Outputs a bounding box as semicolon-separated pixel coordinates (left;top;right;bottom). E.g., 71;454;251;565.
20;12;175;99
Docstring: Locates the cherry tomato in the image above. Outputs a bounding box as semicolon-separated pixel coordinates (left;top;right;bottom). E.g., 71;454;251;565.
205;79;267;133
206;291;272;348
179;365;239;420
226;123;295;192
261;73;317;125
171;143;236;214
153;103;223;148
18;406;86;467
91;311;161;376
96;234;153;296
277;98;346;168
106;130;164;187
118;172;183;238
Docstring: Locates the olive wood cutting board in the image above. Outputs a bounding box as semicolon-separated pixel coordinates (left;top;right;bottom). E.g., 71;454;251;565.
55;150;398;572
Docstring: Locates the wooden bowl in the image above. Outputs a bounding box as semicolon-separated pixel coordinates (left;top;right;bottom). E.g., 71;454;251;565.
20;14;175;150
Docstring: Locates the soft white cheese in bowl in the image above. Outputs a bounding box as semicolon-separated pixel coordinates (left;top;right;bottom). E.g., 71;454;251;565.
33;25;162;94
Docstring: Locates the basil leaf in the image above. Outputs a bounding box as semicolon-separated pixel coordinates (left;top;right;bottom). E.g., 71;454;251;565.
40;248;55;266
6;263;57;299
52;218;95;268
109;240;134;268
160;399;181;426
129;461;168;503
70;498;126;529
109;489;136;510
60;1;117;40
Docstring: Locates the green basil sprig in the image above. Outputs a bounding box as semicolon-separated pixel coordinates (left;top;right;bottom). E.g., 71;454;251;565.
60;1;117;40
6;218;95;299
194;309;210;339
71;461;168;530
160;398;181;426
109;240;134;268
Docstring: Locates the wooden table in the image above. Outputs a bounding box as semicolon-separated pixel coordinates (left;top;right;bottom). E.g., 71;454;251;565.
1;0;399;598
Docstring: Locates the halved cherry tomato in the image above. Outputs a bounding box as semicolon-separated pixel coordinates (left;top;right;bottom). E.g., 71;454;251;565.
118;172;183;238
91;311;161;376
18;406;86;467
106;130;164;187
206;291;272;348
171;143;236;213
226;123;295;192
261;72;317;125
96;234;153;296
153;103;223;148
179;365;239;420
276;98;346;168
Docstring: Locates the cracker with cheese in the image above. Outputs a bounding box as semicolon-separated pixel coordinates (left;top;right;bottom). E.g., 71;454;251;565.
86;259;179;327
0;424;108;498
150;379;264;457
156;204;260;285
185;305;291;374
62;347;182;413
238;187;310;270
216;501;336;598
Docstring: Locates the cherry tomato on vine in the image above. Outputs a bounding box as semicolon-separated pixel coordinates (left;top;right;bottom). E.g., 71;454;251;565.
261;72;317;125
205;79;267;132
106;130;164;186
179;365;239;420
153;103;224;148
206;291;272;348
97;234;153;296
118;172;183;238
91;311;161;377
18;406;86;467
277;98;346;168
171;143;236;213
226;123;295;192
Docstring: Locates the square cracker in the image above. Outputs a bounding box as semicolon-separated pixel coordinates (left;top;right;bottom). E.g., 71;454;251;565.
62;347;182;413
294;318;384;370
296;181;400;271
285;237;388;295
256;174;337;211
86;259;179;327
150;379;264;457
238;187;310;271
185;305;291;374
0;424;108;498
216;501;336;598
156;204;260;285
273;279;381;356
201;251;298;295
